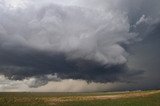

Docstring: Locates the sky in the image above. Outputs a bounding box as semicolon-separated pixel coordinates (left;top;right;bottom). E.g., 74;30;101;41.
0;0;159;92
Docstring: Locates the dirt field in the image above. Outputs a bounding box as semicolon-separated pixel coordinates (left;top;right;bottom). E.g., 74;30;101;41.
0;90;160;106
43;90;160;105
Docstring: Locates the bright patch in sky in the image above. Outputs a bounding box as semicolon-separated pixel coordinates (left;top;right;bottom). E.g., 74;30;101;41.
5;0;28;9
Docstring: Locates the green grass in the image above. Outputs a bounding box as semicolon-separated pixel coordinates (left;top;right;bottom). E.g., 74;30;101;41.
0;90;159;106
60;93;160;106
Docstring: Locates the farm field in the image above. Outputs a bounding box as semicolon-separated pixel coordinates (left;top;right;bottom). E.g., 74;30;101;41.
0;90;160;106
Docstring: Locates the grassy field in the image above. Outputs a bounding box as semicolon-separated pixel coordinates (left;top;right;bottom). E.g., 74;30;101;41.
0;90;160;106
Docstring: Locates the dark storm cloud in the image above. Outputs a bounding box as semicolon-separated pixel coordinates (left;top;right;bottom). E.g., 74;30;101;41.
0;45;143;85
127;21;160;90
0;0;159;90
0;0;138;86
123;0;160;90
117;0;160;24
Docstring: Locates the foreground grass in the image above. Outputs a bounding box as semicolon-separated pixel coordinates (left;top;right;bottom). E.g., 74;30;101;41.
60;92;160;106
0;90;160;106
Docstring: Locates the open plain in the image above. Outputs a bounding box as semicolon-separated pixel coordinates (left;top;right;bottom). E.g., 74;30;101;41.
0;90;160;106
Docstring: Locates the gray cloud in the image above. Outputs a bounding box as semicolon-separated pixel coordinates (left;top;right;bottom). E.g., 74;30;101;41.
0;0;159;91
0;2;133;64
0;1;140;85
125;0;160;90
0;46;143;84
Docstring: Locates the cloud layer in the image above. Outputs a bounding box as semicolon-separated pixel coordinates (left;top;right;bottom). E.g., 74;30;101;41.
0;0;160;91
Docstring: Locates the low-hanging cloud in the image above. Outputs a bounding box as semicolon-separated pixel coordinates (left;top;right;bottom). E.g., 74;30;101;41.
0;0;149;89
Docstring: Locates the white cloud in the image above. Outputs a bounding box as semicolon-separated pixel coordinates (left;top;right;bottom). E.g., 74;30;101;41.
30;79;126;92
0;0;135;65
0;75;29;92
0;75;127;92
136;15;151;26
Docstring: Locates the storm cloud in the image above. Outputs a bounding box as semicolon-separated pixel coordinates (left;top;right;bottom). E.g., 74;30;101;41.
0;0;159;91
